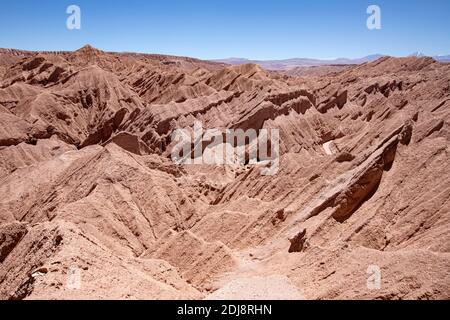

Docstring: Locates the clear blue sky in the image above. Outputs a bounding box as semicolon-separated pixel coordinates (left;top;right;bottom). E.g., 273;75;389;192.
0;0;449;60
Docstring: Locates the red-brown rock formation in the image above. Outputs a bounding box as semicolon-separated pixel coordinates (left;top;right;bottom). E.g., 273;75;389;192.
0;47;449;300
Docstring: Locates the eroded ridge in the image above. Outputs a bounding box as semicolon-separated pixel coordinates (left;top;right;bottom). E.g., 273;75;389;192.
0;47;449;300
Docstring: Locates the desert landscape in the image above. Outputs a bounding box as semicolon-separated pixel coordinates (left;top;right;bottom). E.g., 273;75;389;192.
0;45;449;300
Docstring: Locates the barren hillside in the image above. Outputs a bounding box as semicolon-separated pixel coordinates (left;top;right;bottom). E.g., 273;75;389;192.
0;46;449;300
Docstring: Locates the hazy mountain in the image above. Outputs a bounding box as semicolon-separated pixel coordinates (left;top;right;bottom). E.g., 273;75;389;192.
434;55;450;62
214;53;450;70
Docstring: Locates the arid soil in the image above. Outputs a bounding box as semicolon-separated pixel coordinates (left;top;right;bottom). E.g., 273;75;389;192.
0;46;449;300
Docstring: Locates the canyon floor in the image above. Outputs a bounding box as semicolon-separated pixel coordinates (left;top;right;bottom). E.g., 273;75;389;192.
0;46;449;300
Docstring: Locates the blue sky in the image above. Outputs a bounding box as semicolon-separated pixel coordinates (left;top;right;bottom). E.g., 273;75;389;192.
0;0;449;60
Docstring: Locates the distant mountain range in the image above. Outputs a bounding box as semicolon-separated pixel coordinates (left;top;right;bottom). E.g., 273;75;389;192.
410;52;450;62
213;53;450;70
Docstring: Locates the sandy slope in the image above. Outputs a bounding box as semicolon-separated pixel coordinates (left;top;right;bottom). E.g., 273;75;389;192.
0;46;449;300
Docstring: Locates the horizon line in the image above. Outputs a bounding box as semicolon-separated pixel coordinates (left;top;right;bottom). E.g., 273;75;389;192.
0;45;448;62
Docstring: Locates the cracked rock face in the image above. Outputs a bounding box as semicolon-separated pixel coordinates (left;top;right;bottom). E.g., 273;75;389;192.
0;222;28;263
0;47;449;300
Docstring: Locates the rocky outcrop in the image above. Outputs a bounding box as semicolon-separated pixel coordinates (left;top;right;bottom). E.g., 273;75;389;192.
288;229;307;253
0;222;28;263
317;90;347;113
